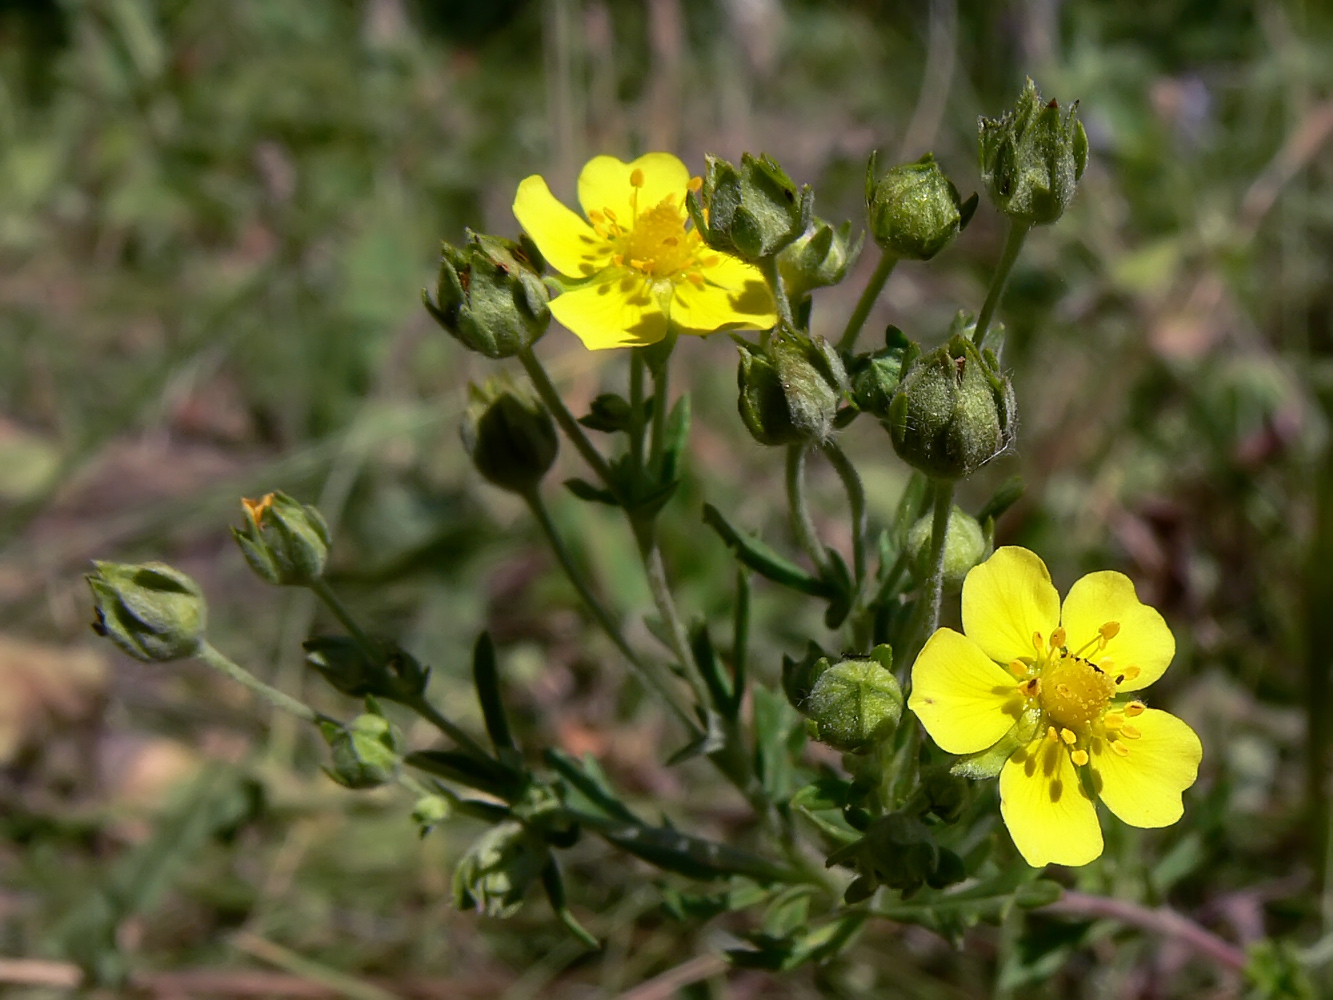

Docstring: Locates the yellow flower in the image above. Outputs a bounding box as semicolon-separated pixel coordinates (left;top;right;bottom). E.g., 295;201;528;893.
909;547;1202;868
512;153;777;350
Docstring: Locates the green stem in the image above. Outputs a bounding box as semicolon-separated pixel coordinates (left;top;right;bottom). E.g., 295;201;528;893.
519;347;619;497
308;578;378;661
403;694;497;764
636;528;711;710
972;219;1032;347
629;349;646;477
870;549;909;611
196;642;320;724
917;480;955;651
837;249;898;353
649;342;672;471
759;256;796;329
525;490;699;732
820;438;867;587
785;443;831;577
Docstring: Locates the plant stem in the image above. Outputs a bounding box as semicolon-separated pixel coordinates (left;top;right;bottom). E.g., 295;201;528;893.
837;249;898;353
821;438;867;587
403;694;497;763
785;443;831;577
519;347;620;497
308;578;378;660
649;344;672;471
196;642;319;724
759;256;795;329
629;349;646;477
636;528;711;710
972;218;1031;347
920;479;954;641
525;490;698;732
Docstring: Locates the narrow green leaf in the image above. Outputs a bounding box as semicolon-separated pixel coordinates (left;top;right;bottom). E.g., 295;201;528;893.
472;632;515;754
703;504;834;597
543;748;640;824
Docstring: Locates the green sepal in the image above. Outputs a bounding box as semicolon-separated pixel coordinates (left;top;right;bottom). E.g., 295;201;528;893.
541;861;599;950
577;393;638;433
949;706;1043;779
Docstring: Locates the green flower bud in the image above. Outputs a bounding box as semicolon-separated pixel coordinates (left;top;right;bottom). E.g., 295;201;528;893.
302;635;431;702
849;326;916;418
423;230;550;358
777;217;863;303
688;152;813;262
979;78;1088;226
806;648;903;753
887;334;1016;480
737;331;847;447
320;709;401;789
906;505;986;590
232;491;330;587
866;152;976;261
87;561;207;662
462;376;558;494
452;819;550;918
413;794;452;833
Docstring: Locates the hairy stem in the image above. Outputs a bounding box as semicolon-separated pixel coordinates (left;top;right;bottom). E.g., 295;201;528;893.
519;347;619;498
196;642;319;724
972;218;1031;347
403;694;497;764
525;490;698;732
636;528;710;709
629;348;647;476
785;443;831;577
837;249;898;353
308;578;378;660
821;438;867;587
759;256;796;329
921;480;954;640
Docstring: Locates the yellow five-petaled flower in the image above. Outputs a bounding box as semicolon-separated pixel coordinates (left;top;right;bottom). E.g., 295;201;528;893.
909;547;1202;868
513;153;777;350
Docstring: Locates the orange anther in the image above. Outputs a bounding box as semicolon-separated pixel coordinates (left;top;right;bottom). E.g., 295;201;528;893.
1100;621;1121;641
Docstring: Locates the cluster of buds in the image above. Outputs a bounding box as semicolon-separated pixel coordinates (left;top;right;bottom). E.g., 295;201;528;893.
736;330;847;447
980;78;1088;226
423;230;550;358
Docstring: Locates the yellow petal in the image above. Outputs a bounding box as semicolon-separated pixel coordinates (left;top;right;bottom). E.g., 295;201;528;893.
513;175;612;279
1061;570;1175;691
578;153;691;224
1090;708;1201;828
549;271;668;350
909;628;1026;754
1000;736;1103;867
670;256;777;336
961;547;1061;666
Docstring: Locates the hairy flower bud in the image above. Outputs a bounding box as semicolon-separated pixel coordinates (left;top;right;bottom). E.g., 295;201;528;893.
320;709;401;789
806;647;902;753
423;230;550;358
906;505;987;589
688;152;813;262
87;561;207;662
887;334;1016;480
737;331;847;447
452;819;550;918
979;78;1088;226
232;491;330;587
777;217;862;304
462;377;558;494
849;326;915;418
866;152;976;261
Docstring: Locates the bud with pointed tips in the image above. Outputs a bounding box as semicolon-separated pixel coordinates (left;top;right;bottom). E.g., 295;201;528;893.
423;230;550;358
320;706;401;789
777;217;863;304
979;78;1088;226
232;491;330;587
87;561;207;662
688;152;813;263
737;330;848;447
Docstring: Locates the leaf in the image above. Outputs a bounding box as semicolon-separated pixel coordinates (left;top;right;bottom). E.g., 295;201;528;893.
405;750;520;799
690;621;733;715
564;478;619;506
472;632;516;754
703;504;834;597
729;913;868;971
541;861;599;950
598;822;795;883
665;708;728;766
577;393;635;433
543;748;641;824
753;686;801;800
656;392;691;486
872;867;1063;947
730;570;750;717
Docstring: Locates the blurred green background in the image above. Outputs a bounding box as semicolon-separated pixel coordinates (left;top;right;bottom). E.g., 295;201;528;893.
2;0;1332;996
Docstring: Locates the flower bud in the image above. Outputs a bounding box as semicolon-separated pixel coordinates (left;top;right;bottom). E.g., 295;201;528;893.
320;709;401;789
777;217;862;303
906;505;986;589
866;152;976;261
462;377;558;494
413;794;452;833
688;152;813;262
452;819;550;918
806;651;903;753
737;331;847;447
849;326;915;419
87;561;207;662
887;334;1016;480
232;492;330;587
979;78;1088;226
423;230;550;358
782;641;830;711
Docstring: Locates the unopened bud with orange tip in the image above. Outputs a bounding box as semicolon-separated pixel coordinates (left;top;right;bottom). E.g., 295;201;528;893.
232;491;330;587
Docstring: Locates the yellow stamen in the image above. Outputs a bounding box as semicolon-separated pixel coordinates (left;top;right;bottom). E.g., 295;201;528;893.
630;168;645;187
603;207;617;222
1125;701;1146;717
1110;740;1130;757
1007;659;1028;678
688;175;702;192
1047;726;1059;742
1100;621;1121;641
1050;627;1066;650
1117;666;1141;685
1120;724;1142;740
1104;712;1125;729
588;209;605;223
1032;632;1043;652
1071;749;1089;766
686;272;705;288
1021;677;1041;698
1060;728;1077;745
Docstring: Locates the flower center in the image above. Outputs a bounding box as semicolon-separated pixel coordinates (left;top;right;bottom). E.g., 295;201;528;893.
1041;655;1116;729
587;172;719;287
